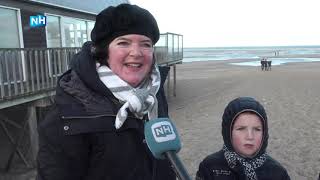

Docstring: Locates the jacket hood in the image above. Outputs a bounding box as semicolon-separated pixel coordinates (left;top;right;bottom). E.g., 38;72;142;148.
54;42;116;116
69;41;113;98
222;97;269;158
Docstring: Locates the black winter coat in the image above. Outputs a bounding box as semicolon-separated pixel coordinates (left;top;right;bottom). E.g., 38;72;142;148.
36;42;175;180
196;150;291;180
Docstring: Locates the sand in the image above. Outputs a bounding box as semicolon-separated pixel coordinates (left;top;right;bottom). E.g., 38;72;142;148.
166;60;320;180
1;59;319;180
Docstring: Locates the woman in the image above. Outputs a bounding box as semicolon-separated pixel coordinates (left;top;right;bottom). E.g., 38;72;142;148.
36;4;175;180
196;97;290;180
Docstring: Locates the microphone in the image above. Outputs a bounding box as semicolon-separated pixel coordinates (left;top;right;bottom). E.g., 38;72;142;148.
144;118;192;180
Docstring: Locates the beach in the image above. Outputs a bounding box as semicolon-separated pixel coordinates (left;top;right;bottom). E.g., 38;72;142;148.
166;60;320;180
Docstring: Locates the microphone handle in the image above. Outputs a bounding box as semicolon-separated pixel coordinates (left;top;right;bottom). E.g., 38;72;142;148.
164;151;192;180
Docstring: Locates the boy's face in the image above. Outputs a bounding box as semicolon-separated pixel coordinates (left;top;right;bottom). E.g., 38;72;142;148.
231;112;263;158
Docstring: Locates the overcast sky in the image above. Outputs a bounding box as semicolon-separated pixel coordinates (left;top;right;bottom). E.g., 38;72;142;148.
130;0;320;47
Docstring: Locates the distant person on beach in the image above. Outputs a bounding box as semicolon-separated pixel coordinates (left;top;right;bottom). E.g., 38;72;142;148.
261;58;267;71
267;60;272;71
196;97;290;180
36;4;175;180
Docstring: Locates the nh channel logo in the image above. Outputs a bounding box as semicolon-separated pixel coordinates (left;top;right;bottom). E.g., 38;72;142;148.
30;15;46;27
151;121;176;143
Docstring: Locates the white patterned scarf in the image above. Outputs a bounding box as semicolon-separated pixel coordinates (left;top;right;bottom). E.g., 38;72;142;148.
96;63;161;129
223;145;267;180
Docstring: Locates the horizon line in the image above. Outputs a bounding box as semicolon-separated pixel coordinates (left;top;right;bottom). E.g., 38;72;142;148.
184;44;320;48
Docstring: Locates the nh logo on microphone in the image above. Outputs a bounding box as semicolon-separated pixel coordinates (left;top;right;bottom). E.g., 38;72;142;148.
30;15;46;27
151;121;176;142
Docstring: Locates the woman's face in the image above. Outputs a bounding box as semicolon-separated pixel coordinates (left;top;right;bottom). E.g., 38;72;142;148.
108;34;154;87
231;112;263;158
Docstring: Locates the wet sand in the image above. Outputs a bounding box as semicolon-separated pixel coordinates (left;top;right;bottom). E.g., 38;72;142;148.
166;60;320;180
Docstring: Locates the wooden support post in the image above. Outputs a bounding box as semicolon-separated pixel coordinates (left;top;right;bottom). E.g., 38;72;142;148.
28;98;52;164
27;105;38;164
173;64;176;97
167;66;170;98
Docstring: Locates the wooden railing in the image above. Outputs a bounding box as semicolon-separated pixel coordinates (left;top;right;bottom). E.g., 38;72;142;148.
0;48;80;102
155;33;183;66
0;33;183;104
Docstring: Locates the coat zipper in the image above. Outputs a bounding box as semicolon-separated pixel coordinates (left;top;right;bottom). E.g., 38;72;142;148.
61;114;116;119
61;114;141;120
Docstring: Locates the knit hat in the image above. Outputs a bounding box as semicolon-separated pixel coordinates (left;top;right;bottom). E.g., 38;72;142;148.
222;97;269;158
91;3;160;45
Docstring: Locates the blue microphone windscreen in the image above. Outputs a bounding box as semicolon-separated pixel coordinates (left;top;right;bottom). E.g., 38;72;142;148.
144;118;181;159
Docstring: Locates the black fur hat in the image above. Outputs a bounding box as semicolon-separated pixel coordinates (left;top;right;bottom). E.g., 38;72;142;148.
221;97;269;157
91;3;160;45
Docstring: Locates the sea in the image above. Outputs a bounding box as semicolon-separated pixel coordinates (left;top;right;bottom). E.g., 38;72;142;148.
183;46;320;66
